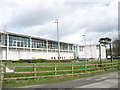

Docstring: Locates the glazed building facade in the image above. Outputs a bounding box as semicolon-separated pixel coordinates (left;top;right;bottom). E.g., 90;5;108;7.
0;31;106;60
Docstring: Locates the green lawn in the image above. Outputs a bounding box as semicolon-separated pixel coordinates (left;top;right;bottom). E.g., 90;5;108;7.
4;60;120;78
2;59;120;88
3;69;119;88
6;59;118;66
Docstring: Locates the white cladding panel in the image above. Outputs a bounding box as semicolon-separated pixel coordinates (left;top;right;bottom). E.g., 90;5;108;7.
0;48;3;60
85;45;96;58
77;45;106;59
1;48;73;60
2;48;6;60
0;45;106;60
0;32;107;60
101;46;106;59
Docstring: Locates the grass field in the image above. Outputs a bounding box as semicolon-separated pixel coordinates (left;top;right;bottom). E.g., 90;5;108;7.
4;60;119;77
2;59;120;88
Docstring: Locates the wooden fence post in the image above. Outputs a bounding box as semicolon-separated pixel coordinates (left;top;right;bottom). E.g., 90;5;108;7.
117;62;120;70
111;62;113;69
34;64;36;80
0;63;4;88
96;63;98;71
119;62;120;70
72;64;74;76
95;63;97;71
104;62;106;71
54;64;57;76
0;64;4;80
84;64;87;73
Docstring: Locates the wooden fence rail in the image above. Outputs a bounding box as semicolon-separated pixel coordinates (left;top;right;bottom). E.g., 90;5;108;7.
4;64;119;74
1;62;120;80
13;62;119;68
3;68;117;80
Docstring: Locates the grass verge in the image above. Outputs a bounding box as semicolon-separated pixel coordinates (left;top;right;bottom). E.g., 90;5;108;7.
2;69;119;88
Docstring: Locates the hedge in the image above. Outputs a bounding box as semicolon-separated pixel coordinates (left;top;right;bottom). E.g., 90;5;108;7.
19;59;46;63
45;59;75;63
1;59;77;63
1;59;46;63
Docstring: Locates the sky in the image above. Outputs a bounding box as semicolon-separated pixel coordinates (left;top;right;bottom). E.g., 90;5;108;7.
0;0;119;45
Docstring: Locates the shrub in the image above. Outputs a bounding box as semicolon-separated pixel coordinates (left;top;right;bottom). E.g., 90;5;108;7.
19;59;46;63
12;60;19;63
1;59;75;63
2;60;12;64
46;59;73;63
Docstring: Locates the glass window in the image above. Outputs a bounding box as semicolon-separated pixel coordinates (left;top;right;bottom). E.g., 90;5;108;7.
0;33;4;45
79;46;84;52
32;38;46;49
60;43;68;50
0;34;1;43
96;45;99;49
51;57;53;60
9;35;30;47
69;44;73;50
48;41;58;49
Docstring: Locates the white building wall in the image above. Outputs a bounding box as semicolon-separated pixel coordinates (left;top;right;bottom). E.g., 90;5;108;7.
78;52;85;58
85;45;98;59
0;45;106;60
0;48;3;60
78;45;97;59
2;48;6;60
60;52;73;59
85;46;91;58
101;46;106;59
2;47;73;60
96;48;99;59
77;45;106;59
0;32;107;60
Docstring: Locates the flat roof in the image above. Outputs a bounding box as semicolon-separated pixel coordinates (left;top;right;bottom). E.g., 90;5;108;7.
0;31;98;46
0;31;76;45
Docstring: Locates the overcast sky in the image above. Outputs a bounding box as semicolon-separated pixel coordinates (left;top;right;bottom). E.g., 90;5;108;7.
0;0;118;45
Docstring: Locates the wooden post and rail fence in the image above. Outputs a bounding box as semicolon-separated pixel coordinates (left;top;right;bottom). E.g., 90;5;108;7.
0;62;120;80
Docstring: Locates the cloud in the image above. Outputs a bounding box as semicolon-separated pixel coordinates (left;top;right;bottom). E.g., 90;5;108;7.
23;0;118;44
7;0;65;28
0;0;118;45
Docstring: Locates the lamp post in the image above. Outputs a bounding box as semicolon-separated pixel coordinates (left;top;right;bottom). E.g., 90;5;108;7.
82;35;86;59
55;19;60;61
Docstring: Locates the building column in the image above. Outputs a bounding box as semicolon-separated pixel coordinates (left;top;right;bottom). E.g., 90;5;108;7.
6;33;9;60
46;40;48;53
46;40;49;59
68;44;69;53
30;37;32;59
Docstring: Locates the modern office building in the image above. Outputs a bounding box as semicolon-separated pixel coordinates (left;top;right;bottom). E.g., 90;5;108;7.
0;31;106;60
